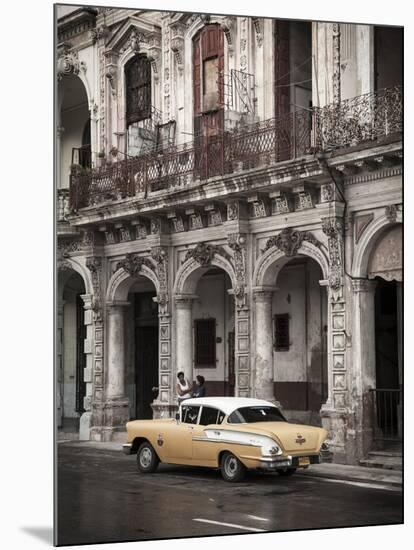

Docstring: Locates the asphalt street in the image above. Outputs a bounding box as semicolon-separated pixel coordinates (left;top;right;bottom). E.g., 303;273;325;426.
56;443;403;546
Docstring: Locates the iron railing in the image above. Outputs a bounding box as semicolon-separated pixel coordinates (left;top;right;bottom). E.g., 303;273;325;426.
314;85;402;150
370;388;402;442
69;86;402;211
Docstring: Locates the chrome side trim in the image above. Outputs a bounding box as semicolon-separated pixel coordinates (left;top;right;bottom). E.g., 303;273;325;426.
192;436;259;447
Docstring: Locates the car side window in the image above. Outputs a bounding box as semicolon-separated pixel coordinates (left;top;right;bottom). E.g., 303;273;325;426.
199;406;219;426
182;405;200;424
217;410;225;424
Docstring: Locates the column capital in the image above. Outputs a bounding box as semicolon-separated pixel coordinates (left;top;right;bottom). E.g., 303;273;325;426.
80;293;93;309
252;286;277;302
106;300;131;309
351;279;377;293
174;294;198;309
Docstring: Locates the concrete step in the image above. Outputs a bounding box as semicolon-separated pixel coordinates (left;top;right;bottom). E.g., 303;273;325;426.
359;455;402;471
369;450;402;458
58;431;79;441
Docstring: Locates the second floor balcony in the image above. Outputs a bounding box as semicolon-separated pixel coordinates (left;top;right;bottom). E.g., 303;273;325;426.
68;86;402;213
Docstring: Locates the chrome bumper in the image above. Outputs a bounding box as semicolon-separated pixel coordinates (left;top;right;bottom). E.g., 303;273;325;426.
257;454;321;471
122;443;133;455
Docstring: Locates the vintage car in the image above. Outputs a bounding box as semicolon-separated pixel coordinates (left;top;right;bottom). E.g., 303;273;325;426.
123;397;330;482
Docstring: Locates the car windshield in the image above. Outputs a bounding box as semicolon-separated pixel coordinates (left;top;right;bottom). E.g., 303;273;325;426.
227;406;287;424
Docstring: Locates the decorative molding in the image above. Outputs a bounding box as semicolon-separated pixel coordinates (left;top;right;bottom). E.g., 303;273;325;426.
183;242;229;267
228;233;248;308
354;213;374;244
322;217;343;293
86;257;103;321
90;25;109;44
344;165;402;185
385;204;398;223
262;228;322;257
57;48;86;80
116;253;152;277
320;183;336;203
170;22;185;74
151;246;169;314
295;191;315;211
221;16;236;54
332;23;341;104
252;18;263;47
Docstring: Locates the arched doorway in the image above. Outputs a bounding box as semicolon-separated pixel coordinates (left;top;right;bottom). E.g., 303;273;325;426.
125;276;160;419
58;74;90;188
174;253;237;399
368;225;402;443
58;269;87;439
272;256;327;425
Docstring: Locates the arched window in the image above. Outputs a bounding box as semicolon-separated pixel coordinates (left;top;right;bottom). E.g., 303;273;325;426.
125;54;151;125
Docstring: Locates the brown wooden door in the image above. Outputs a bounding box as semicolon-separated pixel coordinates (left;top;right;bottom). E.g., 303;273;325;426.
193;24;225;178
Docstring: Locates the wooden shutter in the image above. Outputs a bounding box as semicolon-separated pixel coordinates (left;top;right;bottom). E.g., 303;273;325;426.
193;35;201;115
195;318;216;367
275;20;290;118
126;54;151;125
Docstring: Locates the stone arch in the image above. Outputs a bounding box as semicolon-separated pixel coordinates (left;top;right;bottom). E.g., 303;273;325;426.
352;212;403;278
106;264;160;303
173;253;237;296
57;257;92;299
253;241;330;288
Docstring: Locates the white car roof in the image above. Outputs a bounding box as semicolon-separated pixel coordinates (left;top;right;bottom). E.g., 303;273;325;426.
180;397;277;416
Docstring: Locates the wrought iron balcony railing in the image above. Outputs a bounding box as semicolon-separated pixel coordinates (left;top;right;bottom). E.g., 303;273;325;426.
314;85;402;150
69;86;402;211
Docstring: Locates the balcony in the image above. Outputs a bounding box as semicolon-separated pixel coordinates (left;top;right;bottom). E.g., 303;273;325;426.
69;86;402;212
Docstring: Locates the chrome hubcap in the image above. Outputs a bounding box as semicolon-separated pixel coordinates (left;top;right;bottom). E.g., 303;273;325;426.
224;456;238;477
140;447;152;468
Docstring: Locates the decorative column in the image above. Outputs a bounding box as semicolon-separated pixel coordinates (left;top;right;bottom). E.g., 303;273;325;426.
79;294;94;440
174;295;197;385
351;279;377;457
57;300;65;428
103;301;130;441
253;287;277;402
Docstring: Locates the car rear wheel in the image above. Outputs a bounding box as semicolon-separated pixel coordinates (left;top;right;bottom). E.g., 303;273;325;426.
220;452;246;482
137;442;159;473
277;467;297;476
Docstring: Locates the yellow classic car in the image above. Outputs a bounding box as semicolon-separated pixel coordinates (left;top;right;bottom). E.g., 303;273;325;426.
123;397;330;482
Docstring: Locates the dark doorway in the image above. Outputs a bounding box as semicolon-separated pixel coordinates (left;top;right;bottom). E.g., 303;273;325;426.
75;294;86;414
374;279;400;440
374;26;403;91
134;292;159;419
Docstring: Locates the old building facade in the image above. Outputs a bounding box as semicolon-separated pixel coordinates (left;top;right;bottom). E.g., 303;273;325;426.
56;5;403;464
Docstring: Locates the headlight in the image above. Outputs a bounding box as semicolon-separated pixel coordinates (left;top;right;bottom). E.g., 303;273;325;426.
321;441;329;452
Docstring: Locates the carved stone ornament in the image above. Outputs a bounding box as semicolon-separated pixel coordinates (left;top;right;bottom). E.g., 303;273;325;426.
385;204;398;223
183;242;228;267
86;257;103;321
228;233;247;307
252;18;263;47
221;16;236;48
322;217;343;292
57;48;86;80
263;228;321;257
116;253;152;277
90;25;109;44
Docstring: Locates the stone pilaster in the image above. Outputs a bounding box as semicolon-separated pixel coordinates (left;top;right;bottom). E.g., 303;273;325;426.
253;287;277;402
174;295;197;385
79;293;94;440
56;300;65;428
102;301;130;441
351;279;377;458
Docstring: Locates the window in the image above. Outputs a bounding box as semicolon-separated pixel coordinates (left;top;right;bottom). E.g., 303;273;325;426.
193;25;224;117
199;406;225;426
181;405;200;424
274;313;290;351
228;407;287;424
195;319;216;367
125;54;151;125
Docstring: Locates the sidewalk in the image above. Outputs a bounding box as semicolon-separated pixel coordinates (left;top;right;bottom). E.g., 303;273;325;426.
58;440;403;488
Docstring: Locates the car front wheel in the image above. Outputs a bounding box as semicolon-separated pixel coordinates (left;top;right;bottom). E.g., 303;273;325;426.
220;452;246;482
137;442;159;473
277;467;297;476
